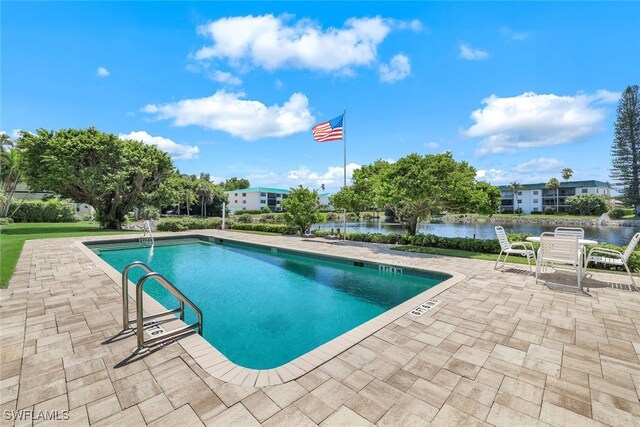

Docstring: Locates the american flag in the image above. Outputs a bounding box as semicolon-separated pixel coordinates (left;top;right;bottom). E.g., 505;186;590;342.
311;114;344;142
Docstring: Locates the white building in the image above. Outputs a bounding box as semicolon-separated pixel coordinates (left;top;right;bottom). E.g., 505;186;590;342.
224;187;334;213
224;187;289;213
498;180;611;214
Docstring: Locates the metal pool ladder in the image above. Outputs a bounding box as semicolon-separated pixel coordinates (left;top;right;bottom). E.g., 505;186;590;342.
139;220;154;245
121;261;203;354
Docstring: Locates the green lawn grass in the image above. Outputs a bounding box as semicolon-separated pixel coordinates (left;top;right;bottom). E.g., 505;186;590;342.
0;222;135;288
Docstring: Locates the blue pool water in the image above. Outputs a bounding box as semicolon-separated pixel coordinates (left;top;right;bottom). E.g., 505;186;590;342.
93;238;445;369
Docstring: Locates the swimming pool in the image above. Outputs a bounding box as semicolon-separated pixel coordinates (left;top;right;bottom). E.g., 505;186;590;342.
90;237;448;369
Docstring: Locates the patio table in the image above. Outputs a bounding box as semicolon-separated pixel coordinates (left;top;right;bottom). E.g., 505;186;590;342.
526;236;597;245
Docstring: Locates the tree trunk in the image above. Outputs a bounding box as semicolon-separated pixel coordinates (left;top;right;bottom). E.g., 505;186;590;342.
556;189;559;213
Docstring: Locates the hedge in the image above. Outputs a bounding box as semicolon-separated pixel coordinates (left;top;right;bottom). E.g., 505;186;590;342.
157;217;222;232
11;200;76;223
230;223;298;234
608;208;625;219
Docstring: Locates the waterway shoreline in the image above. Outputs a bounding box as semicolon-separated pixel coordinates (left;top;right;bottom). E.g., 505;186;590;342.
437;215;640;228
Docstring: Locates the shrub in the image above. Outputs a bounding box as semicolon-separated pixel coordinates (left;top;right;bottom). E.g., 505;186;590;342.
235;213;253;223
259;213;285;224
544;206;556;215
157;217;222;232
514;208;523;214
261;206;272;213
565;194;608;216
325;212;338;221
11;200;76;223
230;222;297;234
0;217;14;226
235;209;263;215
139;206;160;220
346;212;359;221
608;208;625;219
82;214;94;221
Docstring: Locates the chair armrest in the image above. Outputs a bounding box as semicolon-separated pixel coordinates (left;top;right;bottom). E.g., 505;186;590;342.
587;247;622;258
511;241;535;251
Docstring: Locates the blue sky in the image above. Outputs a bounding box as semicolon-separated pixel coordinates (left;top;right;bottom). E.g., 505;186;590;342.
2;1;639;191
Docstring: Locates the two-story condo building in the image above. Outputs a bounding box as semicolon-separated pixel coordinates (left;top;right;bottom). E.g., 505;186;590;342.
498;180;611;214
224;187;333;213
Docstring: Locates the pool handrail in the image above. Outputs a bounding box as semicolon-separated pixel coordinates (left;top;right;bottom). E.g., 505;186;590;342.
135;271;203;353
122;261;154;330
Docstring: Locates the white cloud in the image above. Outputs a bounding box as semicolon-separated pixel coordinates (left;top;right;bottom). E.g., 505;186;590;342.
142;90;314;140
477;157;568;185
459;43;489;60
1;129;24;140
211;70;242;86
194;15;393;74
379;54;411;83
287;163;362;187
500;27;529;41
424;141;439;149
465;90;619;156
118;131;199;160
96;67;110;77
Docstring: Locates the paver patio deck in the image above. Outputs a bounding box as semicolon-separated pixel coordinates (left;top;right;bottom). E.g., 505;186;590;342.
1;230;639;426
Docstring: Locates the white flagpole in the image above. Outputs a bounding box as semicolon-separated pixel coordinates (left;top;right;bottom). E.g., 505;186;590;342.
343;108;347;240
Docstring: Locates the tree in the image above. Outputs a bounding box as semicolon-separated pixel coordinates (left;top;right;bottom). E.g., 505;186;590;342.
545;178;561;213
282;186;322;235
611;85;640;214
223;177;250;191
194;179;216;217
561;168;573;181
507;182;523;213
0;135;22;217
374;153;479;235
330;186;367;218
565;194;608;216
18;128;174;229
470;182;502;215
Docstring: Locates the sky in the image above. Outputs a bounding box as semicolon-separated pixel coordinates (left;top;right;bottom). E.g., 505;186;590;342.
2;1;639;192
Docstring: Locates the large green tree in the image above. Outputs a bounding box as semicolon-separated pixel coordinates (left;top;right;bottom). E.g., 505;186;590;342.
282;186;322;235
374;153;479;235
18;128;174;229
561;168;573;181
222;177;250;191
470;182;502;215
611;85;640;214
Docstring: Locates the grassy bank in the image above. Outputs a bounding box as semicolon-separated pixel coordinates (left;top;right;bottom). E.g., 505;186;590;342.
0;222;135;288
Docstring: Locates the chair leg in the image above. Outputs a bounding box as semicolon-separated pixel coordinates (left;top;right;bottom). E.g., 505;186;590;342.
623;261;638;291
495;251;503;270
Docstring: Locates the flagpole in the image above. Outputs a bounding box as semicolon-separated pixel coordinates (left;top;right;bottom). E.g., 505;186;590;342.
343;108;347;240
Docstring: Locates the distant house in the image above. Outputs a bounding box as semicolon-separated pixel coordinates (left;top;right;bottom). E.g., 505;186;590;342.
223;187;334;213
12;183;95;218
498;180;611;214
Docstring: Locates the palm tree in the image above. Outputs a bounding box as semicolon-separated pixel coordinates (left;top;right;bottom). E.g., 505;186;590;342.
561;168;573;182
0;145;22;217
194;179;215;217
507;182;523;213
546;178;561;213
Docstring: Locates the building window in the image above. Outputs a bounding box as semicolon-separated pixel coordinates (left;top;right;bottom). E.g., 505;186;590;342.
533;199;538;203
517;191;522;196
260;200;266;204
260;192;266;197
533;190;539;195
582;189;588;193
242;193;246;197
242;200;246;204
234;200;237;204
533;207;539;212
518;199;522;204
235;193;238;196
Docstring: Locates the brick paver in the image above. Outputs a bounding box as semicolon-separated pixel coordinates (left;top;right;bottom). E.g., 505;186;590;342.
1;231;639;426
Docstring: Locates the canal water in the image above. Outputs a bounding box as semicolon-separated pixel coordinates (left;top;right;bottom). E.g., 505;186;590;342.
314;221;638;247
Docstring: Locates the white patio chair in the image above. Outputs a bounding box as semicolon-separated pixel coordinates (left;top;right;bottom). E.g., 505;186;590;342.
494;226;536;271
536;233;583;291
554;227;585;238
555;227;587;265
587;232;640;291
